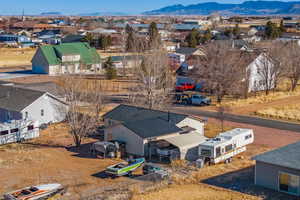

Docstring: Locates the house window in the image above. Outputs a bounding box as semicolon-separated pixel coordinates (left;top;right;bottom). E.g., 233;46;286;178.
24;112;28;119
10;128;19;133
41;109;44;117
0;130;9;136
257;67;261;75
27;125;34;131
279;172;299;195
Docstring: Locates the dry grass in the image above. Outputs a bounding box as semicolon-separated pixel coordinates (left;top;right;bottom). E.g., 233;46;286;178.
0;48;35;67
223;90;300;108
255;103;300;122
132;184;261;200
204;123;235;138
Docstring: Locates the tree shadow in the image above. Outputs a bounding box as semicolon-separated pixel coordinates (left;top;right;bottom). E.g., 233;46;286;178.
202;166;298;200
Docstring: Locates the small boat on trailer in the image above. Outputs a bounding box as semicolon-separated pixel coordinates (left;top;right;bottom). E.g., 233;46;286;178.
3;183;64;200
105;158;145;177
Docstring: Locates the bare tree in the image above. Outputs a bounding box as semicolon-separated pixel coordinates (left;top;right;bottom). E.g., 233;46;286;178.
58;76;103;147
254;52;277;95
281;42;300;91
129;50;175;110
267;42;286;91
216;105;231;132
195;41;246;103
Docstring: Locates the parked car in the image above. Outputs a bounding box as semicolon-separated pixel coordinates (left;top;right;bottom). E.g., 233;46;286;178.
175;83;195;92
176;94;211;106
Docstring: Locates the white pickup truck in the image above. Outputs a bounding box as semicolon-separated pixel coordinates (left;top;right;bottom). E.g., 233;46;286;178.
176;94;211;106
190;94;211;106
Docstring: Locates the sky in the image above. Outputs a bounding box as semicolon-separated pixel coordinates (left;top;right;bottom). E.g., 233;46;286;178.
0;0;297;15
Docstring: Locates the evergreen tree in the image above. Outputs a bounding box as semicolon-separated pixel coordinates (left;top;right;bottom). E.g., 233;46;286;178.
103;56;113;69
199;29;212;44
279;19;285;33
104;57;117;79
186;28;199;48
265;21;282;39
84;32;94;46
125;24;136;52
148;22;161;49
232;24;241;37
99;35;112;50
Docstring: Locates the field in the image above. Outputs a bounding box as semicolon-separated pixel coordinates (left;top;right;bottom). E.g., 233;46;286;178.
0;48;35;68
255;103;300;122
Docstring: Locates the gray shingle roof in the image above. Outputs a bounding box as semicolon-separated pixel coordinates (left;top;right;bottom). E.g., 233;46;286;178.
13;82;64;99
123;118;182;139
253;141;300;171
0;85;45;112
176;47;198;56
103;104;187;124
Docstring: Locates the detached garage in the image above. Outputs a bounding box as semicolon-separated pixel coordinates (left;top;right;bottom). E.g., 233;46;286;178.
253;141;300;197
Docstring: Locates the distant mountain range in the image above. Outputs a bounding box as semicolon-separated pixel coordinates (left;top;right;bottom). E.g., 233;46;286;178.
78;12;129;16
143;1;300;15
40;12;63;16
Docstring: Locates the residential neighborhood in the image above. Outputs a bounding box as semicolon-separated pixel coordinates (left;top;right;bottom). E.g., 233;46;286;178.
0;1;300;200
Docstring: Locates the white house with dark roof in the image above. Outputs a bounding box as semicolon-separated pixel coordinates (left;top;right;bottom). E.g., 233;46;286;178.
103;104;206;161
0;85;68;125
253;141;300;197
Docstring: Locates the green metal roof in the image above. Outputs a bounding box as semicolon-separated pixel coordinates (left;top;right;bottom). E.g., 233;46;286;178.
40;42;101;66
40;45;60;65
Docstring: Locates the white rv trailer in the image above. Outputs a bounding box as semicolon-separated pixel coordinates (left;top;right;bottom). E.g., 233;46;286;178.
199;128;254;164
0;120;39;145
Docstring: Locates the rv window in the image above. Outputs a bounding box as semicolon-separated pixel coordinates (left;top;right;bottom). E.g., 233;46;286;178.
0;130;9;136
225;144;233;152
201;149;211;157
10;128;19;133
28;125;34;131
245;134;252;140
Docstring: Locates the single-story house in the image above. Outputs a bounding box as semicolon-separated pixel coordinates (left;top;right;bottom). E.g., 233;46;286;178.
0;85;68;125
253;141;300;197
31;42;101;75
103;104;206;161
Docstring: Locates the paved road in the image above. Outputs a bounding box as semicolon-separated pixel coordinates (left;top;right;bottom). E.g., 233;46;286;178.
173;106;300;133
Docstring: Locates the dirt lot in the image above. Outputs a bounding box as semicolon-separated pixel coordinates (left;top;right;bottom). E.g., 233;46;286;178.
0;48;35;68
0;123;129;199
